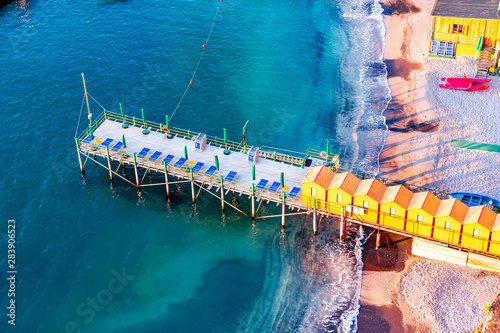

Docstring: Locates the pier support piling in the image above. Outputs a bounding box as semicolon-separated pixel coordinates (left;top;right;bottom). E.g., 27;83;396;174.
313;199;317;235
106;147;113;181
190;169;195;203
77;149;84;173
220;176;225;213
281;191;286;229
376;231;381;250
133;153;140;188
163;162;170;196
340;206;345;242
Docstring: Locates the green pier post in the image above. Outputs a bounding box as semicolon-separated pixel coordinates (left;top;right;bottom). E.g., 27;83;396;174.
141;109;149;134
220;175;225;213
184;146;188;160
122;134;126;148
165;115;173;139
120;103;128;128
215;155;219;171
280;172;284;188
252;165;256;181
324;140;330;166
223;128;230;155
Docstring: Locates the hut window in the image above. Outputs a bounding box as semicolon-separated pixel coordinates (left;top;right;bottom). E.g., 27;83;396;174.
473;229;479;238
389;208;396;216
337;194;342;203
417;215;423;224
363;201;369;209
450;24;467;34
444;222;451;230
311;187;317;197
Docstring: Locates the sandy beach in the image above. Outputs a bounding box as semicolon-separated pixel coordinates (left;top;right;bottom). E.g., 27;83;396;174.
358;0;500;331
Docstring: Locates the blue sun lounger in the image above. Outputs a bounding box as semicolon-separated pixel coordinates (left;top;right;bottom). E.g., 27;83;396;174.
82;135;92;144
137;148;150;158
288;187;301;199
162;154;175;165
101;138;114;147
148;151;162;162
225;171;237;182
111;142;123;152
192;162;204;173
256;179;268;190
174;157;186;168
268;181;281;193
205;165;217;177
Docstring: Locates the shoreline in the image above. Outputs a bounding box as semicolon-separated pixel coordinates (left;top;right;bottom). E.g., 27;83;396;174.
358;0;500;331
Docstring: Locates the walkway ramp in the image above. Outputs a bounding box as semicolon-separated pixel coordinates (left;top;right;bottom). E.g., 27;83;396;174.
476;46;492;78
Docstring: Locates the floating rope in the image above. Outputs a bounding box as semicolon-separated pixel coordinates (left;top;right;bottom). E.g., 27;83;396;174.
170;7;219;121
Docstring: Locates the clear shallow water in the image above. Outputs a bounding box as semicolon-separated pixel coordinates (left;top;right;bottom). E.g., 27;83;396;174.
0;0;389;332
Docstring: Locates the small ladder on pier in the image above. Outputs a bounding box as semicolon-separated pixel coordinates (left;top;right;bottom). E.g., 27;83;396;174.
476;47;493;78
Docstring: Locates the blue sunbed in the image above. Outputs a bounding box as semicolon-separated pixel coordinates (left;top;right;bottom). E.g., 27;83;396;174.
192;162;204;173
256;179;268;190
225;171;237;182
288;187;301;199
149;151;162;162
162;154;174;165
82;135;92;144
137;148;150;158
205;165;217;177
174;157;186;168
101;138;114;147
111;142;123;152
268;181;281;193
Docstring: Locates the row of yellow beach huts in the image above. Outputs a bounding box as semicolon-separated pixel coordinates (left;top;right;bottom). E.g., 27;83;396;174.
301;166;500;255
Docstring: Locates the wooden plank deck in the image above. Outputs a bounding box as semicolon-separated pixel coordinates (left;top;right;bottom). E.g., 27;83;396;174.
81;118;327;206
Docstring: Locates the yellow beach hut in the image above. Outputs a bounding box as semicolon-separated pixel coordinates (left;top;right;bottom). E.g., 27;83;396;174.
379;185;413;231
433;198;468;245
406;192;441;237
488;214;500;255
326;172;361;215
430;0;500;63
352;178;387;223
461;205;497;252
301;166;334;210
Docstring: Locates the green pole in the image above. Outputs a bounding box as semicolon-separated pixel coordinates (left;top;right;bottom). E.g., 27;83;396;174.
324;140;330;166
280;172;284;188
215;155;219;171
89;123;94;140
120;103;128;128
122;134;126;148
184;146;188;160
188;129;190;139
223;128;230;155
166;115;169;130
141;109;146;125
252;165;255;181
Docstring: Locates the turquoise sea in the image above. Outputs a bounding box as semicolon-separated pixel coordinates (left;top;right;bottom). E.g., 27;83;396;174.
0;0;389;332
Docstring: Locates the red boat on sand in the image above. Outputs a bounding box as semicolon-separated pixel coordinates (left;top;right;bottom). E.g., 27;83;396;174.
439;75;491;91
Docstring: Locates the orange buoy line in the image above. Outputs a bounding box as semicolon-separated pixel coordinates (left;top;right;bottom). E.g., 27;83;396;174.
169;7;220;121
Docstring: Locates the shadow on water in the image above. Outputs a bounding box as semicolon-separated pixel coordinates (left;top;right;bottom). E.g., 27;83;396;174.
0;0;15;9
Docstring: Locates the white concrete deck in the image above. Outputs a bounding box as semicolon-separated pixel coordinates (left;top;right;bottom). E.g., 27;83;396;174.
81;119;326;205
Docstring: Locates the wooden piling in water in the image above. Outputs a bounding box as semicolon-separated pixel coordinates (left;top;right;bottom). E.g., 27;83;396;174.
340;206;345;241
220;176;225;212
75;139;84;173
313;199;317;235
376;231;381;249
106;147;113;180
163;162;170;196
133;153;140;187
190;168;195;203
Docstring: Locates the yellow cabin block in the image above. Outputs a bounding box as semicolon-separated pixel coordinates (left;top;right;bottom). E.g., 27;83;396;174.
406;192;441;237
433;198;468;245
379;185;413;231
488;214;500;255
352;179;387;223
301;165;334;210
326;172;361;215
461;206;496;252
